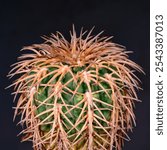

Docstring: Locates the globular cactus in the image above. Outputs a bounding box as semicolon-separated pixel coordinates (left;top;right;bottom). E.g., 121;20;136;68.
8;27;143;150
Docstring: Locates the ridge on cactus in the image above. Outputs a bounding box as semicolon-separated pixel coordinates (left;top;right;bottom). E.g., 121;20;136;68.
8;26;143;150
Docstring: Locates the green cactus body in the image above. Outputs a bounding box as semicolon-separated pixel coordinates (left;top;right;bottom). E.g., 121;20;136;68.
9;27;143;150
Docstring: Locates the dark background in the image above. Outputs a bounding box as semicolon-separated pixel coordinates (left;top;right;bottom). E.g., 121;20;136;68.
0;0;149;150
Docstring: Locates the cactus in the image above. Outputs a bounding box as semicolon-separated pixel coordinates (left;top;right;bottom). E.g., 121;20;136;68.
8;27;143;150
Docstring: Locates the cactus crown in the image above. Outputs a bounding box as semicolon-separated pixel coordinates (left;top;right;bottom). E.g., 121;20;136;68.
8;27;143;150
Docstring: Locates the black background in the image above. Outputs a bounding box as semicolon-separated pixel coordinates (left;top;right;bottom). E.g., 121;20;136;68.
0;0;149;150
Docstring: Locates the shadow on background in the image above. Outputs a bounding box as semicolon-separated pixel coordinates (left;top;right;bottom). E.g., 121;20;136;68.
0;0;149;149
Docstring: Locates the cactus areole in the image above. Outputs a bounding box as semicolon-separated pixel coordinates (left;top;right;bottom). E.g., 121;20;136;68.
8;27;143;150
